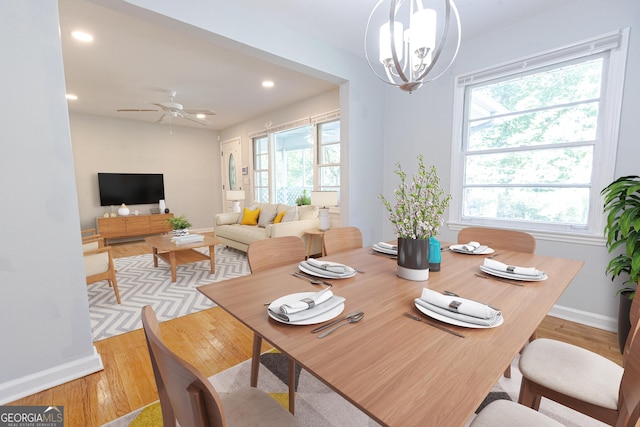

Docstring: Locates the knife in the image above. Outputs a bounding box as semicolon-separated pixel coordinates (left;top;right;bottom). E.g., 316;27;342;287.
311;311;363;333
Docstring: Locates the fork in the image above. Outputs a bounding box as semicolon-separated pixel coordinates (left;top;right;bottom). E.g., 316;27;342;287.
403;312;465;338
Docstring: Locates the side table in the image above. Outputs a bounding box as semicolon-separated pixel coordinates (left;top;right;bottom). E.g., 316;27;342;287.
303;228;326;259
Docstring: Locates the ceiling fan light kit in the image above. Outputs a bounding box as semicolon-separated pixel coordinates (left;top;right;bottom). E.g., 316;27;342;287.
117;90;215;126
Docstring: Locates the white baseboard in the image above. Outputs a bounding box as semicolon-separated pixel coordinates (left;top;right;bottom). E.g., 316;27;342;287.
548;304;618;333
0;346;104;405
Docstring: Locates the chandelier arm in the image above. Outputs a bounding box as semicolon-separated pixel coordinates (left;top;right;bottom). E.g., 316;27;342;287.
389;0;410;84
414;0;461;83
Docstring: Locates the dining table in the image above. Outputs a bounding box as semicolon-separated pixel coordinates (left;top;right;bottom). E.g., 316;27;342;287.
197;243;584;426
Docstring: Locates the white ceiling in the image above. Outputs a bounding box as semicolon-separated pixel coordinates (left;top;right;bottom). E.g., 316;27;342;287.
60;0;572;130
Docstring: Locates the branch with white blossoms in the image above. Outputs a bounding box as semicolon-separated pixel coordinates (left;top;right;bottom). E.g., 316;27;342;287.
380;155;451;239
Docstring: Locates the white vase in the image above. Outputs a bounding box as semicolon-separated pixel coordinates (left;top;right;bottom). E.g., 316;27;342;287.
117;203;130;216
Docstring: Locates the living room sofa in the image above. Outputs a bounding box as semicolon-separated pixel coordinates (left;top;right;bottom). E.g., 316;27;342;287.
214;203;321;253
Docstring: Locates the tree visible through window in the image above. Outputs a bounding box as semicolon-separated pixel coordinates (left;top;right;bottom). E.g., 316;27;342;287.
450;30;628;236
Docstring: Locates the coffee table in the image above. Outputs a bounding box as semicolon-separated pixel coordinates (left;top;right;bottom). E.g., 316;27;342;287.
145;234;222;282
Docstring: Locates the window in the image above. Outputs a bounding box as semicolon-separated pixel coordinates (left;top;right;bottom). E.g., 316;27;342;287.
252;112;340;205
450;30;628;240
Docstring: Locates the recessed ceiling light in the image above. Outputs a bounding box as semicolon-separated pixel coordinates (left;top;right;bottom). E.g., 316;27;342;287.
262;80;274;88
196;114;206;119
66;94;78;100
71;30;94;43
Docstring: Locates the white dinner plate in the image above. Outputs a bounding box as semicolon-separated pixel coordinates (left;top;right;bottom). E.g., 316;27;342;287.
268;292;345;325
479;265;548;281
414;302;504;329
372;244;398;255
449;244;495;255
298;262;357;279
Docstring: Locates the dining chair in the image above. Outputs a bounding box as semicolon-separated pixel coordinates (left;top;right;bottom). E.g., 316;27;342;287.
474;315;640;427
247;236;306;273
84;246;121;304
140;306;298;427
82;235;104;252
246;236;306;414
517;293;640;425
322;226;363;256
458;226;536;378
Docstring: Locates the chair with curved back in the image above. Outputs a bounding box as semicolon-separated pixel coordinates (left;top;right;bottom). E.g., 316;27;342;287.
246;236;307;414
141;305;298;427
247;236;306;274
458;226;536;378
84;246;121;304
516;293;640;425
322;226;363;256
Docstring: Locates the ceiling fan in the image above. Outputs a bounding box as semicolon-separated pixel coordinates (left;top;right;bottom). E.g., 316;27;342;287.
117;91;216;125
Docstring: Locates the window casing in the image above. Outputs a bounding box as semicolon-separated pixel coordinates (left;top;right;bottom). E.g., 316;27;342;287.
449;30;628;242
251;113;340;205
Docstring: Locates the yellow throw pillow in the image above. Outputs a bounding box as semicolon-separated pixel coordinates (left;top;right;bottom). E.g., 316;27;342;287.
240;208;260;225
273;211;286;224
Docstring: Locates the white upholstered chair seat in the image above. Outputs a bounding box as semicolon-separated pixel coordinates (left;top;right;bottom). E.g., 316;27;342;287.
519;338;623;410
471;400;564;426
84;251;110;276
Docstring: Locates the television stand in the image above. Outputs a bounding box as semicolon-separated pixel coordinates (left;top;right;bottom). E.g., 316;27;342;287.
96;213;173;244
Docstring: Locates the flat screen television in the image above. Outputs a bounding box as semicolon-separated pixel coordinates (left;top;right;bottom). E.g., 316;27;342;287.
98;173;165;206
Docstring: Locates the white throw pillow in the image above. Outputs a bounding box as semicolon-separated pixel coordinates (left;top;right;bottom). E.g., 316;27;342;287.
258;209;277;227
281;206;298;222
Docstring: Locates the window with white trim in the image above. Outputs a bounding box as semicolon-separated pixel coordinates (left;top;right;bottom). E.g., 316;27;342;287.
251;112;340;205
449;30;628;237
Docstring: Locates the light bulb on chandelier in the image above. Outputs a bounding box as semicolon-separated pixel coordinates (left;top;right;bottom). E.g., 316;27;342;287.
364;0;461;93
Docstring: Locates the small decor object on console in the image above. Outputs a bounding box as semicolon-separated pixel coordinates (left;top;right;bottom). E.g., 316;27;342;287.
167;214;192;237
380;155;451;281
159;199;166;213
117;203;130;216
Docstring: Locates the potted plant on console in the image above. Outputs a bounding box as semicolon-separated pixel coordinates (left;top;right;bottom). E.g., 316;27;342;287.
602;175;640;353
167;215;192;238
380;155;451;282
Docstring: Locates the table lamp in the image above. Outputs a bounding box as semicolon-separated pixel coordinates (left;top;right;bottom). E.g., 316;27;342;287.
226;190;246;213
310;191;338;231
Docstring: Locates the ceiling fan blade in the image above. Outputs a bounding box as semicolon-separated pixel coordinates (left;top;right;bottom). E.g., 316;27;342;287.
182;108;216;116
181;113;210;125
156;113;168;123
117;109;159;112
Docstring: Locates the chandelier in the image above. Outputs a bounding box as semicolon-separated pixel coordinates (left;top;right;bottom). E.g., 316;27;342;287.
364;0;461;93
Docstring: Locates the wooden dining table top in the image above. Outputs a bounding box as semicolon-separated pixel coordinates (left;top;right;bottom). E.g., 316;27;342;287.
198;244;584;427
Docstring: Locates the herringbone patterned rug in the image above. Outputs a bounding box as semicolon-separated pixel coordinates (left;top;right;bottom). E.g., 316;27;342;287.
88;246;250;341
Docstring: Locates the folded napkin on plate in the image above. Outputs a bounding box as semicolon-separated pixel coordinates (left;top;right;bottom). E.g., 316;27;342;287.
377;242;398;250
414;288;502;327
279;288;333;314
269;295;346;322
483;258;541;276
301;259;356;278
462;241;480;252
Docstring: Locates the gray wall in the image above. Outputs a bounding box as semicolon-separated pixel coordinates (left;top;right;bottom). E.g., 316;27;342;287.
0;2;102;403
71;112;220;230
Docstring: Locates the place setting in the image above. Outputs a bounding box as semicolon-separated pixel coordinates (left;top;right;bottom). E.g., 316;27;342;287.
479;258;547;282
267;287;346;325
449;241;495;255
371;241;398;256
412;287;503;330
297;258;358;279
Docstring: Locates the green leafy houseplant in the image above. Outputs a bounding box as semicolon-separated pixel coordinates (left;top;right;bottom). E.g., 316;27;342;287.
602;175;640;297
167;215;192;230
295;189;311;206
380;155;451;239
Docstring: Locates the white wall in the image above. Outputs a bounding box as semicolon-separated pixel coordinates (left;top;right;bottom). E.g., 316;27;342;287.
379;0;640;329
0;1;102;403
70;113;220;230
218;88;339;207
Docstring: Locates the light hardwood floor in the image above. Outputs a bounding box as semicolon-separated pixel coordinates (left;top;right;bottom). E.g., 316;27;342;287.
8;237;623;426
